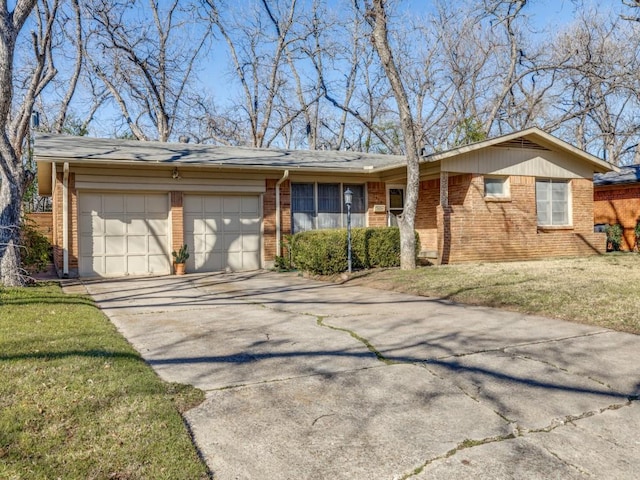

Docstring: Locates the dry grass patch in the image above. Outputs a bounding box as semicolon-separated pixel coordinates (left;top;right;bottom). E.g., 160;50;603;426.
346;254;640;334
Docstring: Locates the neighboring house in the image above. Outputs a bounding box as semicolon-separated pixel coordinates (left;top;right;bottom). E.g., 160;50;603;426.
35;127;614;278
594;165;640;251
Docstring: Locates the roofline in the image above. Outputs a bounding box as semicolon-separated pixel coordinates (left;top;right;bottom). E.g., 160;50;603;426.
34;155;392;176
33;134;406;173
423;127;619;173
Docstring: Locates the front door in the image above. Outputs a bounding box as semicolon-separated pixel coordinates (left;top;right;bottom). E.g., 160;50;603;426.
387;186;405;226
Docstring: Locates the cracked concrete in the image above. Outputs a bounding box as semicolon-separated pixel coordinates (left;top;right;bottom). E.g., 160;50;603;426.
81;271;640;479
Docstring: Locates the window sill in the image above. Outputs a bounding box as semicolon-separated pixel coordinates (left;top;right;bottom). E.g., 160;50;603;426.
484;196;511;203
537;225;574;232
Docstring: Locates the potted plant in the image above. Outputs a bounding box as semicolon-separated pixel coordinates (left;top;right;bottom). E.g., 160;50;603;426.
172;244;189;275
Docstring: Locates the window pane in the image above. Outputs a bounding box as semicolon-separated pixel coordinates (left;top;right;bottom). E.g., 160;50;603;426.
389;188;404;210
292;212;313;233
552;182;568;224
351;213;366;228
292;183;314;213
536;179;569;226
317;184;341;229
485;177;506;197
345;184;365;213
291;183;315;233
536;180;550;225
343;184;365;228
318;184;340;213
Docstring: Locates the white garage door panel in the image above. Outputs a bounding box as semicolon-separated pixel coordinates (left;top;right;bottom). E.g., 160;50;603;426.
80;193;170;277
184;195;261;273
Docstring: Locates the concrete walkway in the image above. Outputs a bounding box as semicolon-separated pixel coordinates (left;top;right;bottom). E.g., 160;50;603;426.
81;271;640;480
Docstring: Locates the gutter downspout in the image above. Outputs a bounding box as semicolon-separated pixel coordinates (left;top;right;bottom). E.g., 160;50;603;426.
62;162;69;278
275;170;289;257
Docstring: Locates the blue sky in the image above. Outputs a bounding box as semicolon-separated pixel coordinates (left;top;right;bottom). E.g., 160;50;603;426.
49;0;625;139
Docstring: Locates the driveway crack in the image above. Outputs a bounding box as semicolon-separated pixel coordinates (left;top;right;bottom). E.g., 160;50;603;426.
398;433;517;479
521;398;636;435
316;317;396;365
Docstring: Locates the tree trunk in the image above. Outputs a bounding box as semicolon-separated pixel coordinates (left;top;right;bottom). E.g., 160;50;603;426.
367;0;419;269
0;0;41;286
0;160;23;286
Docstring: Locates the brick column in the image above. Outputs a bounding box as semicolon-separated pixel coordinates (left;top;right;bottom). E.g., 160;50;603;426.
170;191;184;252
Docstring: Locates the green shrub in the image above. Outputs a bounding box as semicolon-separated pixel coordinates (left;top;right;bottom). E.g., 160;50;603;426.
606;223;623;251
290;227;419;275
291;230;348;275
20;218;52;273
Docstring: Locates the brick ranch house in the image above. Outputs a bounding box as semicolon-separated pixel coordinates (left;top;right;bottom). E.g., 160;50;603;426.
594;165;640;251
34;127;614;278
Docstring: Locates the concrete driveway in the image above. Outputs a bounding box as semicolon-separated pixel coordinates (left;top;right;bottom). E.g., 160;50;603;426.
82;271;640;479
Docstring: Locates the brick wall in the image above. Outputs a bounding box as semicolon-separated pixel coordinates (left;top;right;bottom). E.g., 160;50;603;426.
366;182;387;227
415;178;440;252
264;180;277;260
594;184;640;251
52;172;78;274
437;175;605;264
263;179;291;261
25;212;53;242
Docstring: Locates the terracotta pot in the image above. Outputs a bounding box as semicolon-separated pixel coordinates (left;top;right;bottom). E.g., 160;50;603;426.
174;263;186;275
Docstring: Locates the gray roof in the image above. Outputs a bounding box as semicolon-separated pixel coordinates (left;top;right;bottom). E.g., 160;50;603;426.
594;165;640;186
34;134;405;172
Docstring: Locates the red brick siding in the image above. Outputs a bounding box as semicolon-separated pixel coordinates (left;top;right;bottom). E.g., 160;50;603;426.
415;179;440;251
52;172;78;273
170;191;184;252
264;180;276;260
25;212;53;242
366;182;387;227
438;175;605;264
594;184;640;251
263;179;290;261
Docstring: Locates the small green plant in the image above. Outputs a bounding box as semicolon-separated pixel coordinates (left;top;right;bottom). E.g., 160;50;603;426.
635;219;640;251
606;224;623;251
274;235;295;271
172;244;190;263
20;217;51;273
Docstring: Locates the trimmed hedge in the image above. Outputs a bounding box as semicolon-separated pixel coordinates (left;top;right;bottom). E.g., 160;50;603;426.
291;227;419;275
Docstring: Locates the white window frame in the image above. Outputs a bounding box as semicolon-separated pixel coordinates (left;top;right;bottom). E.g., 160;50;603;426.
535;178;572;227
484;176;510;199
291;182;367;233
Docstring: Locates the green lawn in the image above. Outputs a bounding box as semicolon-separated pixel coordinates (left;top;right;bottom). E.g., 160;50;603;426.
347;254;640;335
0;283;210;479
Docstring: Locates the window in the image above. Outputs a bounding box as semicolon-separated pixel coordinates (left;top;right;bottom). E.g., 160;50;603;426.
484;176;509;198
291;183;315;232
291;183;365;233
317;183;341;229
387;186;404;226
536;179;570;226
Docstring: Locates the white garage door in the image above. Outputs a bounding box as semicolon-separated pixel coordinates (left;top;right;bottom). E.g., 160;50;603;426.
79;193;170;277
184;195;261;273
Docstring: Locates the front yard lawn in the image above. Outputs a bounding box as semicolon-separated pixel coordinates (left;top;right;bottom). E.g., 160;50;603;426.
0;283;210;479
347;254;640;335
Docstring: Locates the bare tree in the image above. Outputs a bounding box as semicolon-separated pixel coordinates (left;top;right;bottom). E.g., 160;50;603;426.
622;0;640;22
314;1;401;153
204;0;303;147
550;10;640;164
361;0;421;269
84;0;210;141
0;0;63;286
